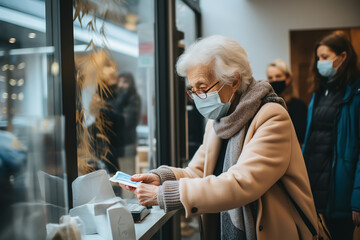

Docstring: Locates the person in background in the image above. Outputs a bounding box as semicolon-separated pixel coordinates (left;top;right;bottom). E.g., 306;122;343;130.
89;64;122;174
266;59;307;145
94;71;141;177
302;32;360;240
120;35;319;240
0;131;26;239
114;72;141;178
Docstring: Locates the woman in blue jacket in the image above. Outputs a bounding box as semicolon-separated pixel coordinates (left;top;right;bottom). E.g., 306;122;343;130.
302;32;360;239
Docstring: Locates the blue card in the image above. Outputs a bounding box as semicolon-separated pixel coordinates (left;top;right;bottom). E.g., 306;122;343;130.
109;171;141;188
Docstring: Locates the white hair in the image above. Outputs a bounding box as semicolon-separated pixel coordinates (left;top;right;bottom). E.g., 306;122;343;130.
176;35;254;93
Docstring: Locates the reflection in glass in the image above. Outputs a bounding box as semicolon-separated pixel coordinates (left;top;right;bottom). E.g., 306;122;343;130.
0;1;69;239
176;2;202;239
74;0;156;200
176;0;196;49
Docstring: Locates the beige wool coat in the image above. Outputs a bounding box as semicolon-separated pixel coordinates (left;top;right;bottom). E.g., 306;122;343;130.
162;103;319;240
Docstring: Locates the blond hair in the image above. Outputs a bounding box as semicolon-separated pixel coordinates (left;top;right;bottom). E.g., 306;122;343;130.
267;59;292;78
267;59;293;102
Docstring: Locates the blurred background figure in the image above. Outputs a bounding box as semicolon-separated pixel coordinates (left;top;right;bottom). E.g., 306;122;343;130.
302;32;360;240
115;72;141;177
87;63;122;174
0;131;26;239
90;70;141;199
266;59;307;145
111;72;141;199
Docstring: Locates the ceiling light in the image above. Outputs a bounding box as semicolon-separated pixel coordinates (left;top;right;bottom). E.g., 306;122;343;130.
51;61;59;76
8;65;15;71
2;93;8;99
9;79;17;86
9;38;16;43
18;92;24;100
17;78;24;86
28;33;36;38
0;5;138;57
17;62;26;69
11;93;17;100
2;65;8;71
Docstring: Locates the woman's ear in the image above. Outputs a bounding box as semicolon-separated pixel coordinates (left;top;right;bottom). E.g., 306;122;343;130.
334;51;347;68
285;75;292;86
341;51;347;61
232;72;242;90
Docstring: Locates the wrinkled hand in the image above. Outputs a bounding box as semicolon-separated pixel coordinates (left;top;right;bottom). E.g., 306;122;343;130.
353;211;360;227
134;183;158;207
131;173;161;185
118;173;161;192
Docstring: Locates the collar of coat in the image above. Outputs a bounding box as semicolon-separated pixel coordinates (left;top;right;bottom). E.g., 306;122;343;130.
213;79;286;139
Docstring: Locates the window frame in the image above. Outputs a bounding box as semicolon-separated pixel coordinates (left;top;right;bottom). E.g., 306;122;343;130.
46;0;78;208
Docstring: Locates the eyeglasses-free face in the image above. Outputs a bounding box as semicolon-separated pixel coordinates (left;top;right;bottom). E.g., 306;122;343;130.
186;81;220;100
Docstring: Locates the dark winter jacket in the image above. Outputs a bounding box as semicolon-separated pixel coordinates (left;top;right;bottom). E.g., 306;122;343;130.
302;77;360;218
287;98;307;145
110;89;141;157
302;86;344;214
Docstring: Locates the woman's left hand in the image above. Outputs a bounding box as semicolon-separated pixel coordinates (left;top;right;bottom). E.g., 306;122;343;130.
134;183;159;207
353;211;360;227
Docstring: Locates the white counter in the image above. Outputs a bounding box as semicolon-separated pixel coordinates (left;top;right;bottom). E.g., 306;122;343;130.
84;206;178;240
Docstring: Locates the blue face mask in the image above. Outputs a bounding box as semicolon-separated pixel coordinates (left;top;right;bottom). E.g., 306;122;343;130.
193;84;234;120
317;57;338;78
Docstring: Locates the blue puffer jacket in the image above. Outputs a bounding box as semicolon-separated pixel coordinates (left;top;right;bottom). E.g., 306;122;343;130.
302;77;360;218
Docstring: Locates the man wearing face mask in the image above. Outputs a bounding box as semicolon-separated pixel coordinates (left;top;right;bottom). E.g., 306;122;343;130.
302;32;360;240
119;36;322;240
266;59;307;145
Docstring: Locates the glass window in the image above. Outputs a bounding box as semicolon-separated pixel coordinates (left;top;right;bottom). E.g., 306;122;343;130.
0;0;68;239
74;0;156;199
176;0;201;164
176;0;197;49
175;1;202;239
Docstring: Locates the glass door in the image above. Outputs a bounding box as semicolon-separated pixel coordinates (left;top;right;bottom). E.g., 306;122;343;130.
73;0;156;200
175;1;202;239
0;0;70;239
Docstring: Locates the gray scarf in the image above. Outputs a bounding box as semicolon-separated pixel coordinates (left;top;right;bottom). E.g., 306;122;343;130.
213;79;286;240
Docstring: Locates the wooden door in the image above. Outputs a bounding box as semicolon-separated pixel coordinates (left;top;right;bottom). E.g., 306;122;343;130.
290;27;360;105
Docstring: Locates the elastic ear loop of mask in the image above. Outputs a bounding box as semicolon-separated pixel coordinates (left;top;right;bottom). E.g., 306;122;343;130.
228;91;235;103
334;55;346;70
218;83;235;103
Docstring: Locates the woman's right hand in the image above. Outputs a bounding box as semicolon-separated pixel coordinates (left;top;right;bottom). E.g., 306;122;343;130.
119;173;161;192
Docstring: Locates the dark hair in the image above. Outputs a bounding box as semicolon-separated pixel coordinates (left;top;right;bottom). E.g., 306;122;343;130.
311;32;359;91
118;72;138;95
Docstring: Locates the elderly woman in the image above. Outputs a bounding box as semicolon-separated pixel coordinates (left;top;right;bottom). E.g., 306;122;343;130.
121;35;318;240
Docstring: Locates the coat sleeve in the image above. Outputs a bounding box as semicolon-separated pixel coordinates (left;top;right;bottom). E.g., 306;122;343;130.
179;103;293;217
